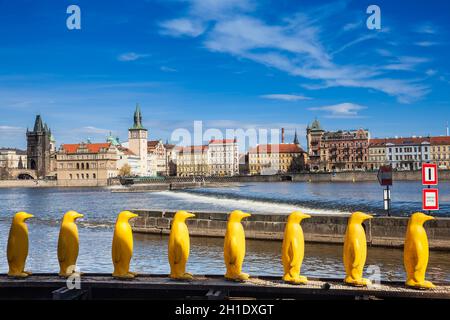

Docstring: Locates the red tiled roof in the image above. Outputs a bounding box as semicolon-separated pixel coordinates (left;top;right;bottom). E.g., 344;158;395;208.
431;136;450;145
369;138;387;147
117;146;135;156
61;143;111;154
249;144;304;154
179;145;208;154
147;140;161;147
209;139;237;144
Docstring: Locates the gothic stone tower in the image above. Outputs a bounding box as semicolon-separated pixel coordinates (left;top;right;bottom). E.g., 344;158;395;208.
128;104;148;176
26;115;52;178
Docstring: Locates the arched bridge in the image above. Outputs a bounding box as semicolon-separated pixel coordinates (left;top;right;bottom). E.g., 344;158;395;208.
9;169;38;180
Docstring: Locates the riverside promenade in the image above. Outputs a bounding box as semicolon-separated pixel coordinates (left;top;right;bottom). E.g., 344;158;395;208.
130;210;450;250
0;274;449;300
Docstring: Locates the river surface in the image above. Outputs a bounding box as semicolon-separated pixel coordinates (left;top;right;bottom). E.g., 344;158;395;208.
0;182;448;282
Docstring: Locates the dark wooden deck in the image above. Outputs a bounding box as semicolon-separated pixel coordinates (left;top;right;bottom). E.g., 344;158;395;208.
0;273;449;300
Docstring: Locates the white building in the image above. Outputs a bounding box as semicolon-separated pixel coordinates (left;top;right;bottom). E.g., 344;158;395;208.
147;140;166;176
207;139;239;176
385;137;430;171
0;148;27;169
127;104;148;176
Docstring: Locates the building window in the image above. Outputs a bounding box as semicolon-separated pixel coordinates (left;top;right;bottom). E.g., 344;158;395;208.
76;163;80;170
69;174;72;179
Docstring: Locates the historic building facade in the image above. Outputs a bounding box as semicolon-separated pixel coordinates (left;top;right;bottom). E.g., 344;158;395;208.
56;142;120;186
208;139;239;176
26;115;56;178
306;119;325;171
368;138;387;170
430;136;450;169
0;148;27;169
147;140;166;176
306;119;370;172
384;137;431;171
248;143;307;175
127;104;148;176
176;145;209;177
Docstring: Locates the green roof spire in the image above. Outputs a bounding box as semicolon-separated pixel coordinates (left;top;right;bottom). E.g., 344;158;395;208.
131;103;145;129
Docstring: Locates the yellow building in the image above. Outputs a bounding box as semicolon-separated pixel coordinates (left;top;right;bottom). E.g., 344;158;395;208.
176;145;209;177
56;142;120;186
368;138;387;171
248;144;307;175
430;136;450;169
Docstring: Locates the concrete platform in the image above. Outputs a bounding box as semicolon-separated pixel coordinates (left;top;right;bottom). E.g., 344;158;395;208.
0;274;449;300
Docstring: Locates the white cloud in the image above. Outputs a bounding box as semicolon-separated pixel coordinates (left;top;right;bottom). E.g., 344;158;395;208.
159;1;431;103
159;18;206;37
414;23;437;34
0;125;24;134
75;126;112;135
342;21;361;32
160;66;178;72
383;56;429;72
117;52;150;62
426;69;437;76
309;103;366;118
260;94;311;101
414;41;439;47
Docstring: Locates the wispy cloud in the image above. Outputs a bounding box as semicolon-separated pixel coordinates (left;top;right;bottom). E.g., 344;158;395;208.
309;103;366;119
159;1;431;103
426;69;437;76
414;41;439;47
159;18;206;37
117;52;150;62
73;126;113;136
414;23;438;34
260;94;311;101
383;56;429;72
160;66;178;73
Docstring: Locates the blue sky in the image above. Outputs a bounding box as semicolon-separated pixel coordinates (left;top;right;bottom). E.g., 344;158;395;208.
0;0;449;150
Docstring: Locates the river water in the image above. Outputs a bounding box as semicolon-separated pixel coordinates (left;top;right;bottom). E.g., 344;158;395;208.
0;182;448;282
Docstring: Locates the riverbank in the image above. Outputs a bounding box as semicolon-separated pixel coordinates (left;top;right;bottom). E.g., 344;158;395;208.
130;210;450;251
1;170;450;188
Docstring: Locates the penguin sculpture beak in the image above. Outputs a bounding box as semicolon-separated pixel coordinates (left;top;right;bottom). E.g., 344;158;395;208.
186;213;196;219
75;213;84;220
130;213;139;219
424;215;436;222
24;213;34;220
302;213;312;220
242;212;251;219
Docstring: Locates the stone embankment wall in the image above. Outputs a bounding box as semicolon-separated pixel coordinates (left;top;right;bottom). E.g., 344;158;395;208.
130;210;450;251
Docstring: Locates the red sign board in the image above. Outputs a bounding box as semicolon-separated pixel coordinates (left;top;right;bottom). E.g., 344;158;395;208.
377;165;393;186
422;163;438;185
422;189;439;211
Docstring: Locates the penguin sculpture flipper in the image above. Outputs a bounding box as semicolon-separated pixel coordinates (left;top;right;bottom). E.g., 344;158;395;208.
6;233;16;263
173;240;183;265
412;240;427;278
57;236;66;263
225;236;238;265
288;238;299;268
112;238;121;264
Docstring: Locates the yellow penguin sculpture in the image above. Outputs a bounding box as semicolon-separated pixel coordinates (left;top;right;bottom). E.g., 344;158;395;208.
224;210;251;281
57;211;84;277
404;212;436;289
112;211;138;279
343;211;373;286
282;211;311;284
168;210;196;280
7;212;34;277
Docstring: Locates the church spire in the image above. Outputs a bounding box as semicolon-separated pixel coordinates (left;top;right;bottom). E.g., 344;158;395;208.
132;103;145;129
33;115;44;132
293;129;299;145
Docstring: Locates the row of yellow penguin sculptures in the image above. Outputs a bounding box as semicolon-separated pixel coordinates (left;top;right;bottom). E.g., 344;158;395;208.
5;209;436;289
